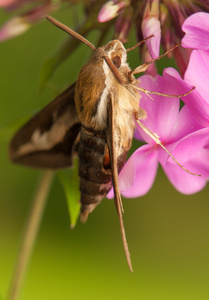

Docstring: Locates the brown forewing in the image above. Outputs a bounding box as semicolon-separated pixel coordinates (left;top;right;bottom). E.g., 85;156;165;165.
9;83;81;169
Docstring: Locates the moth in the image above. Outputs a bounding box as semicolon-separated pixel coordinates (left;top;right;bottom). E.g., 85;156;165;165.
9;16;196;272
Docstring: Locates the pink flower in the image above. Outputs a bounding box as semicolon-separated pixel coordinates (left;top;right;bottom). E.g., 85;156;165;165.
139;2;209;75
98;1;209;76
183;50;209;127
182;12;209;51
0;16;30;41
139;0;161;76
180;12;209;127
98;1;127;23
159;57;209;127
0;0;15;7
107;68;209;198
0;1;59;42
141;0;161;59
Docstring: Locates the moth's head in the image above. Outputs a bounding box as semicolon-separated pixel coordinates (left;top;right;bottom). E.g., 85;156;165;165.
101;40;127;69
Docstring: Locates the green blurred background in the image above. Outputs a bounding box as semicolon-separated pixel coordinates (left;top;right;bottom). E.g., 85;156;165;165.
1;7;209;300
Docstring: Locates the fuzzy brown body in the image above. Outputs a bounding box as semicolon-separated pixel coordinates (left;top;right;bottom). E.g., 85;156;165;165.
8;17;148;271
74;40;143;220
9;39;144;222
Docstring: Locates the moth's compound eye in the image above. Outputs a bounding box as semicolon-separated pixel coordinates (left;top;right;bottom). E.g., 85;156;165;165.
112;56;121;68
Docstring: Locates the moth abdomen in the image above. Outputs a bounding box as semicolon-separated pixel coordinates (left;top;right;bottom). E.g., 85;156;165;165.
78;127;129;222
78;127;112;221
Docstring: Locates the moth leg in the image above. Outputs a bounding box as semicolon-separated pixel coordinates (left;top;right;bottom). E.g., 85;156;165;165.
129;43;181;76
130;84;195;99
126;35;154;53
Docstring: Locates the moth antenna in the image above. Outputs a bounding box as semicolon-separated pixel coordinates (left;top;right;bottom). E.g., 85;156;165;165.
46;15;96;51
129;42;181;76
126;35;154;52
130;84;195;98
117;198;133;271
136;118;201;177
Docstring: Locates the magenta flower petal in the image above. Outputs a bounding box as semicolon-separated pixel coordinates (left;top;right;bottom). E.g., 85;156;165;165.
0;3;57;42
137;71;178;144
141;0;161;59
141;17;161;58
183;50;209;127
182;12;209;50
156;104;203;167
0;17;30;42
107;144;158;198
0;0;15;6
109;66;209;199
163;160;207;194
137;68;193;144
165;104;202;142
163;128;209;194
97;1;126;23
158;65;209;127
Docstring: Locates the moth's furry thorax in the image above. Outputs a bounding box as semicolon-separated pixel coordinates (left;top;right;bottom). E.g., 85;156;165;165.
75;39;142;155
75;39;141;222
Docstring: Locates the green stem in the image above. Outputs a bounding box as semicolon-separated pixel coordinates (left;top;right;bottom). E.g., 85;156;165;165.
6;170;54;300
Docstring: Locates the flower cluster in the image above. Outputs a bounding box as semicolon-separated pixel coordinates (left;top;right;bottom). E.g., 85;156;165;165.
1;1;209;74
108;12;209;198
98;0;209;75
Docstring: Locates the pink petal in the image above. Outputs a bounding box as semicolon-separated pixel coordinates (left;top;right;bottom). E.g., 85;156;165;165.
0;3;58;42
0;17;30;42
137;71;179;144
137;68;193;144
107;144;158;199
141;17;161;58
182;12;209;50
2;0;33;12
183;50;209;127
141;0;161;58
0;0;15;6
97;1;126;23
163;161;207;194
166;105;202;142
155;104;203;167
24;3;58;23
161;65;209;127
163;128;209;194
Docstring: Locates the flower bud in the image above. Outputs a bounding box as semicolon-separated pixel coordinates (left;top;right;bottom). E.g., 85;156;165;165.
98;0;127;23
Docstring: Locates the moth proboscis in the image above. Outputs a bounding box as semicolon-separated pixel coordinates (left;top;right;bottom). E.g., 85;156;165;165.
9;16;199;272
